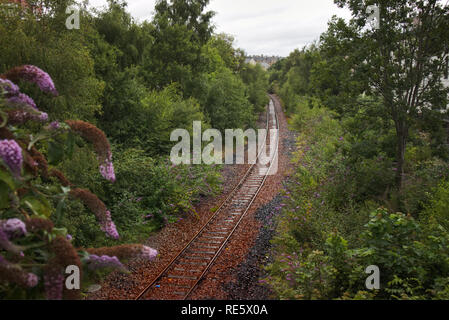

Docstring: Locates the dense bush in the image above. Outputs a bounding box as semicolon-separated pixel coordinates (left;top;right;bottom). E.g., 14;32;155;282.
0;66;158;300
265;0;449;301
263;97;449;300
59;144;222;249
265;208;449;300
202;69;255;132
240;64;269;113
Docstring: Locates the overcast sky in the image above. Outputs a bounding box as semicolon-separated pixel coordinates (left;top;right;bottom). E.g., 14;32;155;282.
88;0;352;57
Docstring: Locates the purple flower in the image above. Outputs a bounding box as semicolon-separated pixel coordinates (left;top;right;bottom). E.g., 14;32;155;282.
49;121;60;130
66;234;73;241
0;78;19;95
99;153;116;183
88;254;126;271
1;219;27;238
44;273;64;300
4;92;48;124
36;112;48;122
0;139;23;175
9;65;58;96
140;246;158;261
100;210;119;239
101;223;118;239
26;273;39;288
7;92;37;109
0;254;38;288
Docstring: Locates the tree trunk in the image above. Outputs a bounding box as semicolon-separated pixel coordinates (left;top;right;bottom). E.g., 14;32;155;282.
395;119;408;190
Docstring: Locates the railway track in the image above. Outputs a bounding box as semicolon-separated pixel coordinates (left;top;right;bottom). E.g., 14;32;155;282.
136;96;279;300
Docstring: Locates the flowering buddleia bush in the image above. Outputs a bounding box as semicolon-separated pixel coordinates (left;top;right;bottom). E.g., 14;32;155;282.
0;66;158;300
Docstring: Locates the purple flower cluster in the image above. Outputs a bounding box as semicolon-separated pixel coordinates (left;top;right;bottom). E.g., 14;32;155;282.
7;92;37;109
0;254;39;288
1;218;27;239
88;254;126;271
100;210;119;239
99;153;116;183
49;121;60;130
0;219;27;254
26;273;39;288
1;75;50;125
140;246;158;261
36;112;48;122
44;272;64;300
0;78;20;95
13;65;58;96
0;139;23;175
6;94;48;123
1;65;58;125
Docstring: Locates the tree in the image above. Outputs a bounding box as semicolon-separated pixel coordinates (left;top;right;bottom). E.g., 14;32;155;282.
334;0;449;189
240;63;269;112
203;68;254;131
153;0;215;45
310;18;367;115
207;34;245;73
143;0;215;92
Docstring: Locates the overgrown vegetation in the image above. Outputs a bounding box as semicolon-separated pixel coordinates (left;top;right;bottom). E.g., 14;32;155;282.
0;0;268;299
265;0;449;300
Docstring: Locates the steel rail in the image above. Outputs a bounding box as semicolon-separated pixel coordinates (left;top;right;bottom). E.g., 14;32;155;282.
183;96;279;300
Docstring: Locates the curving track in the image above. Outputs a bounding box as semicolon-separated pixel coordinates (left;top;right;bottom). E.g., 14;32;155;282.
136;96;279;300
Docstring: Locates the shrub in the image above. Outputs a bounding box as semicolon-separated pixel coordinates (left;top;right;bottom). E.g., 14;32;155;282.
263;96;449;300
422;181;449;230
265;208;449;300
0;66;157;300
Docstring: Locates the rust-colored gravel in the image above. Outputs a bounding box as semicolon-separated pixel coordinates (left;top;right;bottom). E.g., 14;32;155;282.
87;160;250;300
88;95;293;300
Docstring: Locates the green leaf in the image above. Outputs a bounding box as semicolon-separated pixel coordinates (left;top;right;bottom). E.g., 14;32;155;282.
52;227;68;238
22;195;52;218
65;132;76;159
0;181;10;209
55;198;66;226
0;110;8;128
0;167;15;190
28;132;50;150
61;186;71;195
48;141;64;165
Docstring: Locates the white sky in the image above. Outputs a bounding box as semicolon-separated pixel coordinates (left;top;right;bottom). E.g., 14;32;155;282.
87;0;352;57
